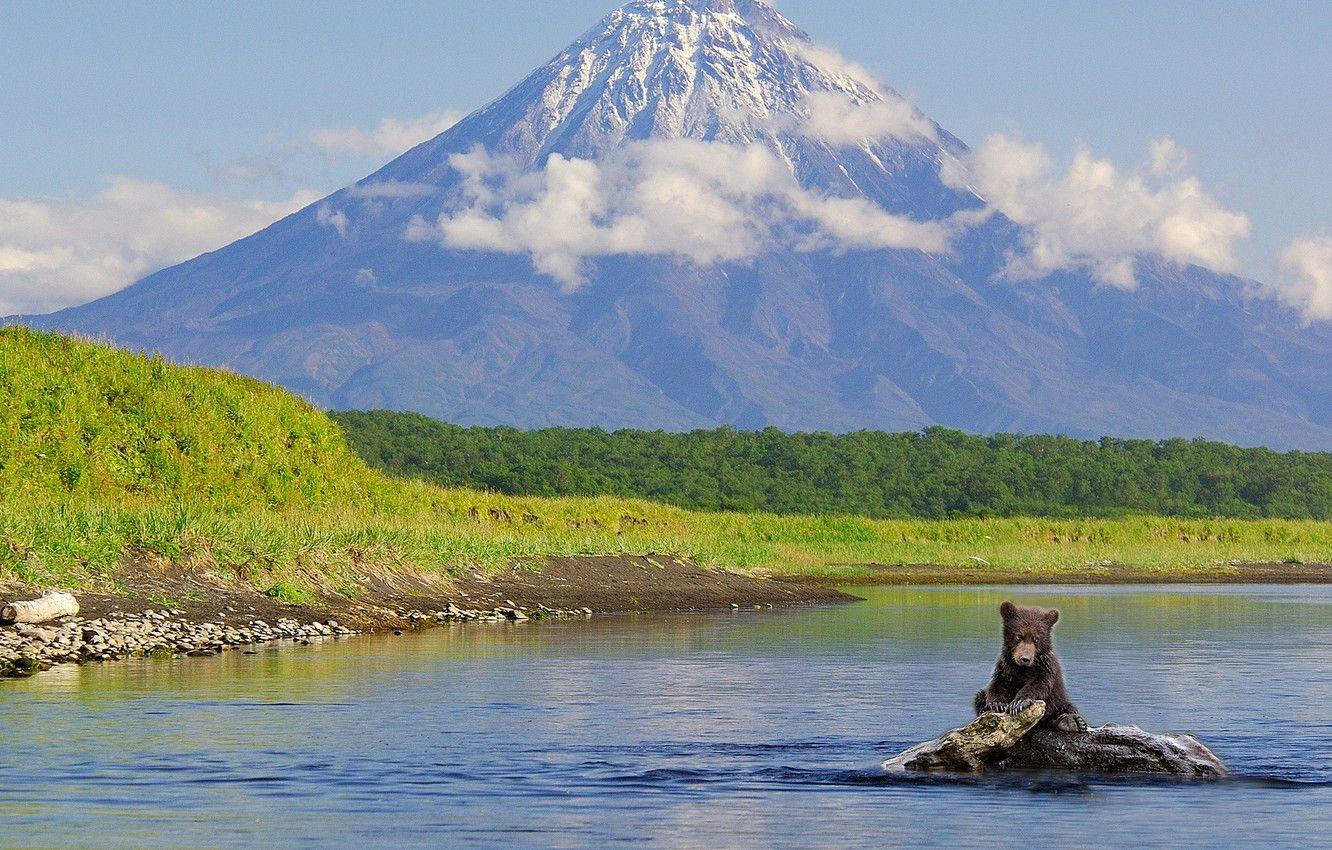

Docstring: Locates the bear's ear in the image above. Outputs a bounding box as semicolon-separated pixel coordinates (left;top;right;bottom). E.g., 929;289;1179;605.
999;601;1017;620
1044;608;1060;627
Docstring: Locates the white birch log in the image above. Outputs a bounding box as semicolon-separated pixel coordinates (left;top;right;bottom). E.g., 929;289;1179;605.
1;591;79;625
882;700;1047;772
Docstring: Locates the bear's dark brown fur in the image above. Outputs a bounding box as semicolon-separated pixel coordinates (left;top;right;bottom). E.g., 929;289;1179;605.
973;601;1087;732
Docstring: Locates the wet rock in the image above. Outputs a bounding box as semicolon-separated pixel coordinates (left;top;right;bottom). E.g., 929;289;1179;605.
0;656;42;678
1002;723;1227;775
882;702;1227;776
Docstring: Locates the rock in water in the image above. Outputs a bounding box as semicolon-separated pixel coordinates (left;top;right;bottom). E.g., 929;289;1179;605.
1003;725;1227;776
882;702;1227;776
882;700;1047;772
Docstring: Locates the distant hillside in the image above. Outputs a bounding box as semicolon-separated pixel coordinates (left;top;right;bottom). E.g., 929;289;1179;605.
333;410;1332;520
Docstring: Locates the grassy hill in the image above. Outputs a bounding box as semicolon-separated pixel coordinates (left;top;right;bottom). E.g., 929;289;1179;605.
1;326;368;508
2;327;1329;599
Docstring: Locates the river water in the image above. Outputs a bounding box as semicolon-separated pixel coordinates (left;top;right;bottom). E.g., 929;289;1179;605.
1;585;1329;848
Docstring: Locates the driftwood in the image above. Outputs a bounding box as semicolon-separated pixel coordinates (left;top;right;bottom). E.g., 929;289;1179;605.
882;700;1047;772
1;591;79;625
882;700;1227;777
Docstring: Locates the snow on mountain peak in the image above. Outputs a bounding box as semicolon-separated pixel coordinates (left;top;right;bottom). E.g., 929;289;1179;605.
458;0;941;165
369;0;970;290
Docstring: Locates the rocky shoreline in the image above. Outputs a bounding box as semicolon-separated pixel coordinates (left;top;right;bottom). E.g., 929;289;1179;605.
0;601;595;679
1;554;856;679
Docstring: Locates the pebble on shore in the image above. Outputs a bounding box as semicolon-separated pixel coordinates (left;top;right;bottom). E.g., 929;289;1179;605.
0;601;594;678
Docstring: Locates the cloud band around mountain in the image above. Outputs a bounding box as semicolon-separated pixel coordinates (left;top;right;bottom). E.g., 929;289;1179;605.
2;113;1324;325
1271;236;1332;322
939;134;1252;291
797;91;938;146
400;129;1265;309
408;139;952;289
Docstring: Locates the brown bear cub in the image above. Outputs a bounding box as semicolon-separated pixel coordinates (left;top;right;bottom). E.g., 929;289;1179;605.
973;601;1087;732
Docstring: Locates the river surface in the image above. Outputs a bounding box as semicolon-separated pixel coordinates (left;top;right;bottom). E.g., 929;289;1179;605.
1;585;1330;848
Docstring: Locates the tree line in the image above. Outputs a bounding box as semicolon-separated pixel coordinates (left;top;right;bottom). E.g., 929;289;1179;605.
330;410;1332;519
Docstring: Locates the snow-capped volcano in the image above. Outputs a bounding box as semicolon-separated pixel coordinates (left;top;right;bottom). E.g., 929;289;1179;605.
14;0;1332;447
380;0;970;220
449;0;939;157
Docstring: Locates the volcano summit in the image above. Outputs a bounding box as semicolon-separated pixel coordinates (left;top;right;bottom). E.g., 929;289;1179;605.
16;0;1332;447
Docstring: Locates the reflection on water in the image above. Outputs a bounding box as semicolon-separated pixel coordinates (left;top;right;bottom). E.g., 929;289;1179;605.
1;585;1329;848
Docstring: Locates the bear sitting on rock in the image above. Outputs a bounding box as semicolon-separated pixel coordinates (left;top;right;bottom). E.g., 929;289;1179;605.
974;601;1087;732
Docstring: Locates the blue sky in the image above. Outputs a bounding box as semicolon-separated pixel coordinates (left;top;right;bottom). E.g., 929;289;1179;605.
1;0;1328;313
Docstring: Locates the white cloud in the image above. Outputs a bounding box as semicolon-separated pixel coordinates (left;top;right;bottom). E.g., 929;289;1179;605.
941;134;1251;289
403;214;437;243
315;204;349;237
771;36;935;147
411;140;951;289
784;39;884;96
0;177;318;316
308;110;464;157
1148;137;1191;177
214;158;283;184
354;267;379;287
799;91;937;146
1269;236;1332;322
347;180;436;199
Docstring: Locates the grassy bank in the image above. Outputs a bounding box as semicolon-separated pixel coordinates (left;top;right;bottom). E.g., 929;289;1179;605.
2;328;1329;599
8;496;1331;594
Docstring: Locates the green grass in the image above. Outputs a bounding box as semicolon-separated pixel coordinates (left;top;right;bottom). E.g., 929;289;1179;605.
0;325;366;508
2;326;1329;597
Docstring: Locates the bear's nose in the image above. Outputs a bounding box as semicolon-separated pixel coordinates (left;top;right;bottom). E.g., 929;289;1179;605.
1015;654;1034;666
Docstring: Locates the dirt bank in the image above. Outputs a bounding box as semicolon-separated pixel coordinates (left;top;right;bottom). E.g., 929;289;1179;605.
9;554;856;632
450;554;857;611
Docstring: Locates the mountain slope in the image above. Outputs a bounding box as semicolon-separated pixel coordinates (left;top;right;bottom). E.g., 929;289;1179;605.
13;0;1332;448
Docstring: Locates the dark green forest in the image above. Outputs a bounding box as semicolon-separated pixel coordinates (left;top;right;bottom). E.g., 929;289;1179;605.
331;410;1332;520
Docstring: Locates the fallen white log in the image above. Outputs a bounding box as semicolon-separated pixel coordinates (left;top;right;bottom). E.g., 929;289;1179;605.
882;700;1047;772
1;591;79;625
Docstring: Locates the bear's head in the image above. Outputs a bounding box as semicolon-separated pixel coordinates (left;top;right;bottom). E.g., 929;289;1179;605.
999;600;1059;668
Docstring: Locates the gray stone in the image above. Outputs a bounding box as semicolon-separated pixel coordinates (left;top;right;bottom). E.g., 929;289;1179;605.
882;702;1227;776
